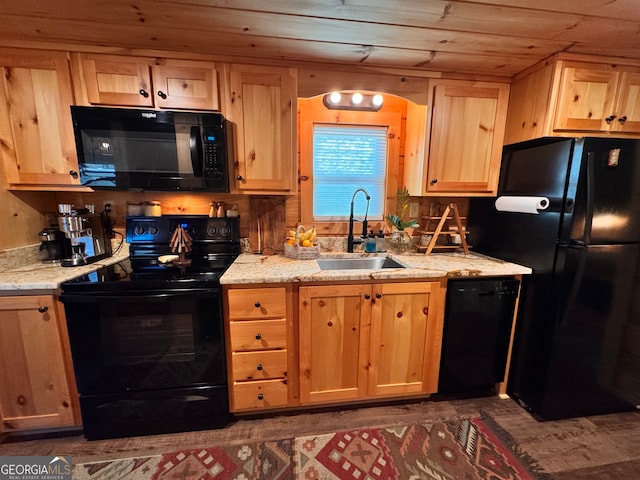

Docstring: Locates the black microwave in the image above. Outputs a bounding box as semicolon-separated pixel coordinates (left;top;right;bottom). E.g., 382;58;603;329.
70;106;229;192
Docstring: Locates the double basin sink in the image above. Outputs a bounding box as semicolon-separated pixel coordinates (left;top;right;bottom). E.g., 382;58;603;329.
317;256;406;271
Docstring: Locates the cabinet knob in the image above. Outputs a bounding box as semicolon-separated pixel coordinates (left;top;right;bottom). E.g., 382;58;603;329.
257;393;264;400
364;294;371;300
619;116;628;124
254;301;261;308
69;170;79;179
157;90;167;99
237;175;245;181
38;306;48;313
139;89;149;98
605;114;617;123
375;293;382;299
256;363;263;371
430;178;438;186
255;333;262;340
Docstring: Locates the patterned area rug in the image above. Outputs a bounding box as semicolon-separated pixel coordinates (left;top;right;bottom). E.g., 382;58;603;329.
72;416;545;479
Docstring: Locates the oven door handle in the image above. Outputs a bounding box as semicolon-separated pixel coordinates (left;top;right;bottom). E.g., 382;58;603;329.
61;290;219;303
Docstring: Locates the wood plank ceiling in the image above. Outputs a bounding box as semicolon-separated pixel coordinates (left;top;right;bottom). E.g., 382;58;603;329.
1;0;640;77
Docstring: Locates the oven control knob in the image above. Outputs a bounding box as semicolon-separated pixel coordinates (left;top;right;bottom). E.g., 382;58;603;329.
134;225;146;236
147;225;159;235
207;225;217;236
219;226;230;236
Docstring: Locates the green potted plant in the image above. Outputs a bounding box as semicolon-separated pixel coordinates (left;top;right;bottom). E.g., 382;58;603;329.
385;186;419;253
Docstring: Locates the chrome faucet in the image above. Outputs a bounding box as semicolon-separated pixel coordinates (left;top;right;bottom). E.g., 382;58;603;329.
347;187;371;253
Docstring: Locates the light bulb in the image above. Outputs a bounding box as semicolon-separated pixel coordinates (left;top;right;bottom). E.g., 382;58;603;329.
372;94;384;107
351;92;363;105
329;92;341;104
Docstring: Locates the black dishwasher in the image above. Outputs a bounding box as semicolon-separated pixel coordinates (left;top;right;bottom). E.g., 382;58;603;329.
438;277;520;394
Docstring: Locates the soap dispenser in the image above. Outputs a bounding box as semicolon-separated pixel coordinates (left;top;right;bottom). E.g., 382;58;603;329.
364;230;377;253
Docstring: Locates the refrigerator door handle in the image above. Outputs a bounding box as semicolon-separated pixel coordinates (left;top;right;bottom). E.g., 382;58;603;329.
558;246;588;327
581;152;596;244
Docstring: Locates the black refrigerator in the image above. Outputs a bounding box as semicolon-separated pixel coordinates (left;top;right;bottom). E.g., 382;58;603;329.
468;136;640;420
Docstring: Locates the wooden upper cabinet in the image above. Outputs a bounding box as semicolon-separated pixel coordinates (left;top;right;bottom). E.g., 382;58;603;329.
0;49;81;188
404;79;509;197
609;70;640;133
226;64;297;193
72;53;220;110
505;55;640;144
554;63;620;132
0;296;78;432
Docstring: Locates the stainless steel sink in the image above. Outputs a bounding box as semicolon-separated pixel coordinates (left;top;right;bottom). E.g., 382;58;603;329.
317;257;406;270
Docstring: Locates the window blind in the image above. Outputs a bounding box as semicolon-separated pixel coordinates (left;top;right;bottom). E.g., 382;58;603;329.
312;124;388;221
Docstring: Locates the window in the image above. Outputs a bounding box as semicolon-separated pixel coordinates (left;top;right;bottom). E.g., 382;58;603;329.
312;124;387;221
298;95;405;235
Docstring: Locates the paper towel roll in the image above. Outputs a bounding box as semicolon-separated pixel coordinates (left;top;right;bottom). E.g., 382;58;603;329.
495;196;550;214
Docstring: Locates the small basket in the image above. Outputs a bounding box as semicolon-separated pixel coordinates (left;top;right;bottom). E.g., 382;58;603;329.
284;243;321;260
284;225;321;260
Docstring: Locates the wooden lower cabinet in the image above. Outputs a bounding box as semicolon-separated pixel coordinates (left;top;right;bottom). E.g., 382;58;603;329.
225;285;298;412
299;281;446;405
0;295;79;432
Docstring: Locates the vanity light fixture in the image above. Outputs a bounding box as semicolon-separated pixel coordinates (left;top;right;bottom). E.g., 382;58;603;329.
323;91;384;111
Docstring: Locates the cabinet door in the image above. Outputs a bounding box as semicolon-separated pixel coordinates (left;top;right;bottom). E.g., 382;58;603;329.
72;53;153;107
554;64;618;132
369;282;445;396
0;296;77;431
299;285;371;404
228;64;296;192
0;49;80;186
613;71;640;133
153;60;220;110
427;81;508;195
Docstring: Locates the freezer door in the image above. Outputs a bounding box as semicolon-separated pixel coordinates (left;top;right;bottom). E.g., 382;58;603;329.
499;138;575;198
534;243;640;419
469;138;577;271
567;138;640;244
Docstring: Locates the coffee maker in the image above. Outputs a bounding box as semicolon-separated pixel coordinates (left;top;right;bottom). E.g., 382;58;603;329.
38;228;71;263
57;204;113;267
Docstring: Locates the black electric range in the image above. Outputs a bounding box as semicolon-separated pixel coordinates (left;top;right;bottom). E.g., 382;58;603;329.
60;215;240;439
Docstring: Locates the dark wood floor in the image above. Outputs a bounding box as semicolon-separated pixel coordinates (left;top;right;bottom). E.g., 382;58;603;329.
1;394;639;479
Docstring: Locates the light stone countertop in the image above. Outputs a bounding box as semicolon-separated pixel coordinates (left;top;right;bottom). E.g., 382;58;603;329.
219;251;532;285
0;241;130;293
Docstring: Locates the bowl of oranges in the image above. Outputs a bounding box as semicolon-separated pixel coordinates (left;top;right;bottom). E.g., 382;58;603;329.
284;225;320;259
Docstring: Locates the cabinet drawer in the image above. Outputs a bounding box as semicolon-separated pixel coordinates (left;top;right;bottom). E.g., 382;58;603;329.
232;350;288;381
229;319;286;351
227;288;287;319
232;379;288;411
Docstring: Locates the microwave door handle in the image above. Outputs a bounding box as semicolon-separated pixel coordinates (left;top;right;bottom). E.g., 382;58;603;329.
190;126;203;177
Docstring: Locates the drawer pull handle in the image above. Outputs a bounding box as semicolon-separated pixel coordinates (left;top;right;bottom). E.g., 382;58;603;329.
257;393;264;400
256;363;263;371
254;301;261;308
255;333;262;340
